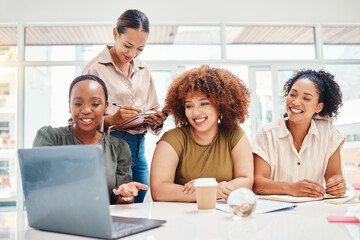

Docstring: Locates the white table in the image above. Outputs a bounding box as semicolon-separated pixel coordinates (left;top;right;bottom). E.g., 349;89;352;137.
0;200;359;240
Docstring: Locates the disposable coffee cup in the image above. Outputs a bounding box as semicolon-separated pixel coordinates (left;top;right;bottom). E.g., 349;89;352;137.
193;178;218;212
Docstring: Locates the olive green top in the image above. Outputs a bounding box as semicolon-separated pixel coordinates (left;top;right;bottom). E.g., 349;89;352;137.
160;125;245;185
33;126;132;203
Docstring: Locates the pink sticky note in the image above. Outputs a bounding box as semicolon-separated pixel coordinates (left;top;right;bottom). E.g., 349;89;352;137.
353;183;360;190
327;216;360;223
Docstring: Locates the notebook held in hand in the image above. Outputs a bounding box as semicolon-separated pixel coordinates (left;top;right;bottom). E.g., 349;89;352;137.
111;111;157;130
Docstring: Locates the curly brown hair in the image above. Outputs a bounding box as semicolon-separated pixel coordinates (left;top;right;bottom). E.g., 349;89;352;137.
164;65;250;131
283;69;343;119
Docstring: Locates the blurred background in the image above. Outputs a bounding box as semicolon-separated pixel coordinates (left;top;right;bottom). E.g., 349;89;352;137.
0;0;359;209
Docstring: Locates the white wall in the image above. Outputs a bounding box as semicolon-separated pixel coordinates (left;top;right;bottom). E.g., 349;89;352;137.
1;0;360;24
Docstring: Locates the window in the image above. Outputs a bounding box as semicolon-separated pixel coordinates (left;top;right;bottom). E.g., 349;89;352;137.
24;66;81;147
277;70;298;117
226;26;316;60
327;64;360;143
0;27;17;62
0;67;17;201
11;23;360;209
144;71;174;164
141;25;221;60
323;26;360;60
25;26;112;61
255;71;273;128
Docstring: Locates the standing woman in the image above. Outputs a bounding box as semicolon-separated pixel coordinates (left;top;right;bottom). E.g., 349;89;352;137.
83;9;167;203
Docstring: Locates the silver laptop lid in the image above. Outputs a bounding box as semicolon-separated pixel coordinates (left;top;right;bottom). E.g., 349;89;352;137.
18;145;113;239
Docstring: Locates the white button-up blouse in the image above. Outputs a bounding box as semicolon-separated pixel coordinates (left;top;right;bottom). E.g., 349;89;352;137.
253;114;345;185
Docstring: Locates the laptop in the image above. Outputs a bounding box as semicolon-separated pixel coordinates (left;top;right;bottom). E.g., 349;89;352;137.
18;145;166;239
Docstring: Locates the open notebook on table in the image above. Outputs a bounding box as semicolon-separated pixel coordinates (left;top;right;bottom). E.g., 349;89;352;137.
258;194;346;203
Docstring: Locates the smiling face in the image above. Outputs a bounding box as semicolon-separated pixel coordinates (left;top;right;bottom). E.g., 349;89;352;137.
112;27;148;63
69;80;108;133
285;78;324;124
184;92;219;135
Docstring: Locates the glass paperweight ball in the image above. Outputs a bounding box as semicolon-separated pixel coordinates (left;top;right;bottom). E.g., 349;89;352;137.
227;188;256;218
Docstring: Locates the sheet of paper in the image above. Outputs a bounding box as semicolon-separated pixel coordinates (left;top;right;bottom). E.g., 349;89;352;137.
216;199;296;214
258;194;346;203
325;195;360;205
325;199;360;205
254;199;297;214
258;195;322;203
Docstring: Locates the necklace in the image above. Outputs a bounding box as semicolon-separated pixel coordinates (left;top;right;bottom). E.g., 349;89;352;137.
202;134;218;158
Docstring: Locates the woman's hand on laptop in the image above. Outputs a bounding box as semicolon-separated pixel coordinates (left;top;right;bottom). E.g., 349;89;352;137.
113;182;149;203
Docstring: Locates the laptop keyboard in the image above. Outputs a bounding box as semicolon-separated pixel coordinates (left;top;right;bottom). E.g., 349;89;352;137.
112;222;143;232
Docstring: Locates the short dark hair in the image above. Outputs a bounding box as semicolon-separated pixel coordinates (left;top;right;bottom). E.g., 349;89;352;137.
116;9;149;34
69;75;108;102
283;69;343;119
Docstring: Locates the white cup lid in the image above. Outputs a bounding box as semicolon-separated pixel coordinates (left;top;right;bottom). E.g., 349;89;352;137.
193;178;218;187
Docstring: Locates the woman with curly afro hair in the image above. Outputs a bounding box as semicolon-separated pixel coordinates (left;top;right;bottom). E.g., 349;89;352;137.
253;69;346;198
150;65;253;202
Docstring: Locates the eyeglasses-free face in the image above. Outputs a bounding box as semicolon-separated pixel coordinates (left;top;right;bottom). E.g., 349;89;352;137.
112;27;148;64
184;92;219;137
286;78;324;124
69;80;108;133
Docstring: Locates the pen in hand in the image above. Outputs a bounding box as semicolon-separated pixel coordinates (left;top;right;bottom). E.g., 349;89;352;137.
112;103;142;113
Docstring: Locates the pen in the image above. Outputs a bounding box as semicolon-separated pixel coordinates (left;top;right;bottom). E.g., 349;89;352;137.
112;103;142;113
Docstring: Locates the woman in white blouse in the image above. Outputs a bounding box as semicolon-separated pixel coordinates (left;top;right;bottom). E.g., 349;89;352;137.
253;69;346;197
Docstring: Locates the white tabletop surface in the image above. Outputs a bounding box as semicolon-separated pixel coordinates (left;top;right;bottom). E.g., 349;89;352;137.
0;199;359;240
